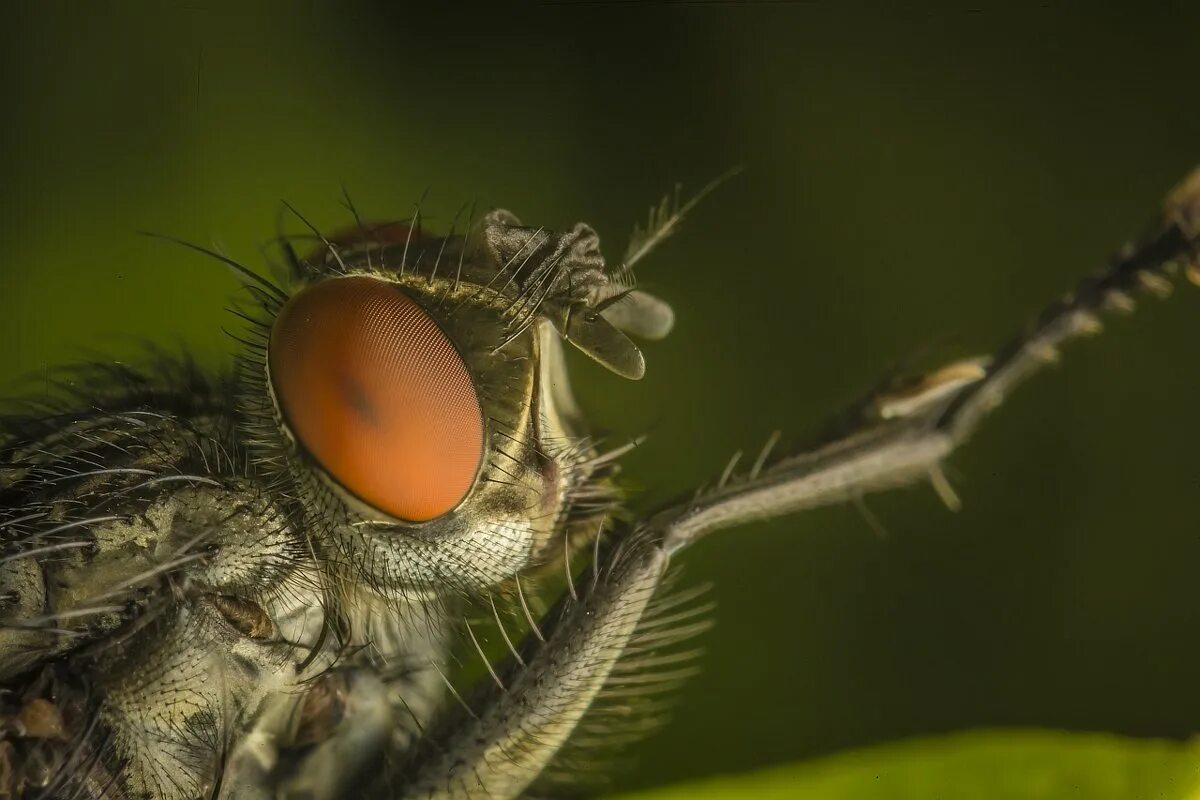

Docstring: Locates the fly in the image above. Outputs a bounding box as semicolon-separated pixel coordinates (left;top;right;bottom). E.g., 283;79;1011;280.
1;167;1198;800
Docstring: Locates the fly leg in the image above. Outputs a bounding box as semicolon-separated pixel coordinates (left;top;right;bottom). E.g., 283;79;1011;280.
220;669;396;800
655;166;1200;553
384;167;1200;800
390;530;673;800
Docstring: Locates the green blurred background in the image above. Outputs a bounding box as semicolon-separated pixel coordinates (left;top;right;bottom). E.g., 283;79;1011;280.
3;3;1200;795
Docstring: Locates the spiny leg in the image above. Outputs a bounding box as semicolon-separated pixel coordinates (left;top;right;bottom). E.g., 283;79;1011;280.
655;167;1200;553
389;532;673;800
372;167;1200;800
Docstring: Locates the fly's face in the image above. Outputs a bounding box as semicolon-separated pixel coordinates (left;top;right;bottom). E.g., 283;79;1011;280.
0;198;681;800
242;210;669;596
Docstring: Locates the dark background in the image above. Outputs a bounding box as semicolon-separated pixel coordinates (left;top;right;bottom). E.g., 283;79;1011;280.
2;3;1199;794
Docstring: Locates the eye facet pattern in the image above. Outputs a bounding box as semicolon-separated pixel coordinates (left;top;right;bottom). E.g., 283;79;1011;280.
268;275;484;522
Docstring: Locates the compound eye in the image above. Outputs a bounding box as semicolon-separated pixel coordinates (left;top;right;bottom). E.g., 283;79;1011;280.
268;276;483;522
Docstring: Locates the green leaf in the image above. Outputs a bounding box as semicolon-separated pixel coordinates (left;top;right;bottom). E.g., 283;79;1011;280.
610;729;1200;800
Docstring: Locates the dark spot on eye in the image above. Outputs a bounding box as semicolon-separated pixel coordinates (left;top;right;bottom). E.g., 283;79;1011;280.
339;375;379;427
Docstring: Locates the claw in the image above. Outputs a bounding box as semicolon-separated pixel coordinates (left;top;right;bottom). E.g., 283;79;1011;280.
929;465;963;513
874;358;990;420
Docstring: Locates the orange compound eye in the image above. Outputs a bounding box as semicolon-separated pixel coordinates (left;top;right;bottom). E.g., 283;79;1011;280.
268;276;483;522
